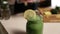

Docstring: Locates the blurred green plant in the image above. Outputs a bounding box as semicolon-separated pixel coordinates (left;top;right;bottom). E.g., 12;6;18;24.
51;6;60;14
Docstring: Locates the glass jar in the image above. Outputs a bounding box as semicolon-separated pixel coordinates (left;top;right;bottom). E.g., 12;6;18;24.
1;0;11;20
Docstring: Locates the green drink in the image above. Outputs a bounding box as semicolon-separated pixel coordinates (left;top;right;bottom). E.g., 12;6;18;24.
24;9;43;34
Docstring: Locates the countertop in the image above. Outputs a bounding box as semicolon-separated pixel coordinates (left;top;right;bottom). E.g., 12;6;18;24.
0;13;60;34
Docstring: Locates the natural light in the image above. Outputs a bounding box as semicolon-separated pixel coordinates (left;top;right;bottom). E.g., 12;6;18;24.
51;0;60;8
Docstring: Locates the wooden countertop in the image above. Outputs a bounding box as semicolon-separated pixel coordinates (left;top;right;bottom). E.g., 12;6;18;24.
38;7;60;22
43;14;60;22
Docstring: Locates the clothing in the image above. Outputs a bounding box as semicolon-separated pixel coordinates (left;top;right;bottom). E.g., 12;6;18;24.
14;0;38;14
39;0;51;7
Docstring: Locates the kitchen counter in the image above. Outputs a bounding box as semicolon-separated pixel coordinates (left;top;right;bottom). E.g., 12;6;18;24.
38;7;60;22
0;13;60;34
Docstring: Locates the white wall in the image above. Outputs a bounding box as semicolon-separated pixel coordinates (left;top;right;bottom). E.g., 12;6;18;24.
51;0;60;8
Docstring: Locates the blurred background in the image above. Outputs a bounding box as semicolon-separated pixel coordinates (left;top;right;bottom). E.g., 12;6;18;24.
0;0;60;34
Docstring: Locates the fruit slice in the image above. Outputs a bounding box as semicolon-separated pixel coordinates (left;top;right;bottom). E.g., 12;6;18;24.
24;9;36;21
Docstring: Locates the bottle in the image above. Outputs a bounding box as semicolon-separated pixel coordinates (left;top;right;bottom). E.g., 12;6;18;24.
0;22;8;34
1;0;11;20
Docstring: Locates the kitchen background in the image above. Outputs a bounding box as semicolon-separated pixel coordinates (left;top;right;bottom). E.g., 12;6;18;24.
0;0;60;34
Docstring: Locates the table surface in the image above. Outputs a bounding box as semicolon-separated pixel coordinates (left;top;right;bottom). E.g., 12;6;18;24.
0;13;60;34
